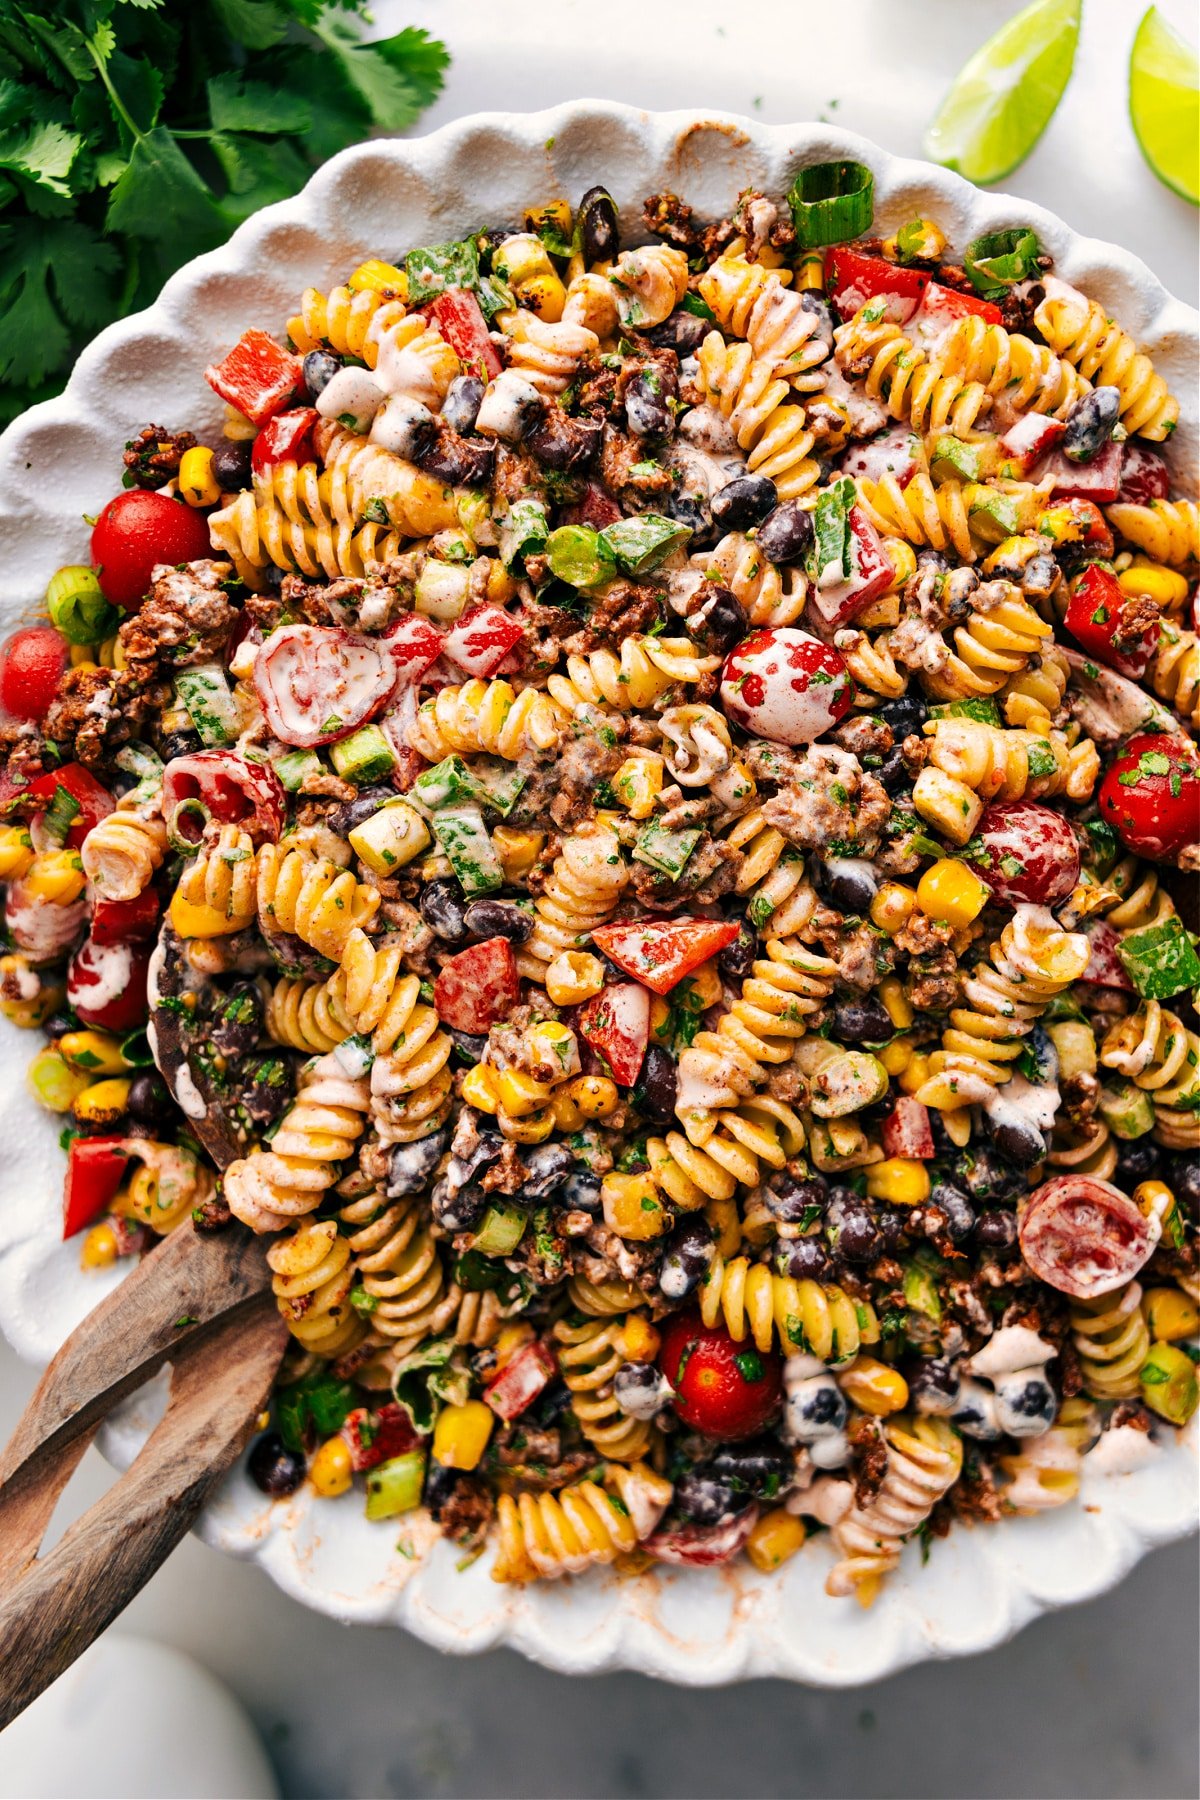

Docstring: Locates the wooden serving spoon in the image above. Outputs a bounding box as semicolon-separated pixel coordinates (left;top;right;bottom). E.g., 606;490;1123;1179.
0;1221;286;1730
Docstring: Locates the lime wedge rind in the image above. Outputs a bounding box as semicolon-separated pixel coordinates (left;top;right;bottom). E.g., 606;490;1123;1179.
1130;6;1200;206
923;0;1082;187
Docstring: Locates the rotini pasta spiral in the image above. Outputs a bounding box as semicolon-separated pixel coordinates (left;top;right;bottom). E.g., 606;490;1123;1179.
1048;1118;1119;1182
1105;499;1199;568
517;823;628;979
998;1398;1094;1513
567;1275;645;1318
269;1217;367;1357
562;270;619;340
920;592;1055;701
723;810;819;936
340;1188;454;1354
492;1466;668;1582
545;635;719;715
699;531;809;627
224;1052;372;1233
825;1418;962;1602
1103;857;1178;932
1100;1003;1200;1127
1033;285;1179;440
330;930;454;1144
925;716;1098;803
174;824;258;934
936;312;1089;418
1071;1282;1151;1400
700;1256;878;1363
267;976;349;1053
677;936;834;1112
286;284;407;367
1148;622;1200;728
257;843;379;962
834;307;990;436
408;680;567;762
697;333;820;499
1001;644;1070;731
552;1314;654;1461
857;471;978;562
663;1094;806;1204
115;1141;213;1235
500;311;600;394
80;808;166;902
608;244;689;329
836;627;908;700
698;256;829;388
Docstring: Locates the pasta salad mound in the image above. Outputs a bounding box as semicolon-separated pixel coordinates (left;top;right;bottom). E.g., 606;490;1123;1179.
1;169;1197;1599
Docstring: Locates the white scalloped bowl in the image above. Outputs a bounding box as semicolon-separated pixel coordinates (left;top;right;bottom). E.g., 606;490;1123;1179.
0;106;1196;1686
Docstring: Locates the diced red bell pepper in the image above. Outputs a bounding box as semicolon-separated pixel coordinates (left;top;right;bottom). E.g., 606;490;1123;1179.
433;937;519;1034
1082;920;1135;992
161;750;285;845
805;505;896;629
880;1096;934;1160
205;329;303;426
914;279;1003;331
63;1136;131;1239
23;764;113;848
483;1339;557;1422
423;289;502;380
442;604;524;679
382;614;446;684
340;1401;423;1472
1117;442;1170;506
574;982;651;1087
251;407;319;473
826;247;928;323
67;938;151;1032
1065;564;1159;681
1000;413;1066;472
644;1507;760;1567
90;887;163;947
1036;438;1123;503
840;426;923;489
592;918;739;995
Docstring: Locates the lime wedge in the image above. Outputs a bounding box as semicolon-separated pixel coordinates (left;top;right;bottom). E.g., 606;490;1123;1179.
1130;7;1199;204
923;0;1081;185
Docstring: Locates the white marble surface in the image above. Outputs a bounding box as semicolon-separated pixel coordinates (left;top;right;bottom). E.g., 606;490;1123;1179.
2;0;1199;1791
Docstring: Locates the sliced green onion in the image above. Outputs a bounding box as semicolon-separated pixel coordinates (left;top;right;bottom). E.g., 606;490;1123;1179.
167;797;209;852
679;292;716;321
174;663;238;747
46;566;123;646
42;783;82;845
787;160;874;250
119;1027;155;1068
963;228;1043;297
599;514;690;575
114;742;163;807
365;1450;427;1521
274;748;324;793
471;1202;528;1257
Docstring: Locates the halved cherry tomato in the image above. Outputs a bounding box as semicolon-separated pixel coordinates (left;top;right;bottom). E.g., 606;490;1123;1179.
433;937;519;1034
483;1340;556;1421
1065;564;1158;680
442;605;523;678
1117;442;1170;505
1037;439;1123;503
720;628;854;744
0;627;68;722
251;406;319;473
90;490;213;610
840;426;922;489
826;247;928;323
880;1097;934;1160
574;982;650;1086
1099;733;1200;861
340;1402;422;1472
423;289;502;380
968;800;1081;906
90;887;163;947
658;1311;783;1441
1081;920;1135;992
161;750;285;845
1019;1175;1156;1299
1038;498;1115;560
592;919;740;996
567;483;623;531
205;329;303;426
63;1136;131;1239
67;938;151;1032
23;765;114;848
254;624;397;748
644;1507;760;1567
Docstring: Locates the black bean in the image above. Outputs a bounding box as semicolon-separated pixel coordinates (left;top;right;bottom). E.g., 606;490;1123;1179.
775;1236;830;1280
994;1371;1057;1435
157;727;203;761
625;371;674;438
877;747;911;795
525;409;601;473
577;185;619;265
248;1432;306;1498
662;488;715;550
1166;1153;1200;1216
709;1438;792;1495
463;899;532;943
877;693;928;737
449;1029;488;1061
674;1468;747;1524
1062;386;1121;463
387;1128;450;1197
520;1142;575;1198
718;918;758;982
43;1012;77;1041
423;1458;460;1516
815;856;876;915
301;349;342;400
832;995;893;1044
765;1171;827;1224
754;500;814;566
797;291;835;343
873;1204;907;1252
930;1181;975;1242
908;1357;960;1413
976;1207;1018;1251
986;1110;1047;1170
711;474;779;532
786;1374;847;1439
660;1216;715;1301
432;1177;488;1233
328;787;394;838
687;583;746;655
421;878;468;943
614;1362;667;1417
442;374;486;435
950;1144;1024;1202
562;1168;602;1211
127;1071;172;1125
646;311;710;357
833;1210;880;1262
210;440;252;491
635;1043;678;1123
418;423;494;486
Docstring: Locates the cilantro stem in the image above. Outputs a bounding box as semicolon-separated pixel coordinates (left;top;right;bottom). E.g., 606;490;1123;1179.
86;38;144;147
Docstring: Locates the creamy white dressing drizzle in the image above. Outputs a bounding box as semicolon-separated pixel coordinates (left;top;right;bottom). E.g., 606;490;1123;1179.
173;1061;207;1121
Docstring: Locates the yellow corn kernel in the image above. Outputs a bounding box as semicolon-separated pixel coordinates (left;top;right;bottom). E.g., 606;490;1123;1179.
168;890;243;939
620;1313;662;1363
879;1036;914;1077
0;962;64;1030
433;1399;494;1472
519;273;567;322
98;634;126;671
496;1103;555;1144
80;1220;120;1271
882;536;918;591
178;445;220;508
882;218;946;261
494;232;554;289
485;561;519;605
0;824;34;879
495;1323;535;1368
871;882;917;934
855;589;902;629
69;643;99;670
523;198;572;240
917;858;990;928
1141;1287;1200;1343
545;950;605;1007
839;1356;910;1416
24;850;86;904
1132;1178;1174;1218
688;959;722;1009
878;975;914;1031
566;1074;619;1119
912;768;983;846
71;1076;132;1126
648;994;671;1037
310;1436;354;1498
746;1507;807;1573
59;1029;132;1075
27;1046;95;1112
461;1065;500;1114
495;1067;554;1118
348;258;407;297
602;1171;668;1241
550;1089;585;1132
1117;560;1189;607
794;250;825;291
494;827;544;883
528;1019;578;1063
704;1193;742;1259
866;1158;931;1206
611;754;663;820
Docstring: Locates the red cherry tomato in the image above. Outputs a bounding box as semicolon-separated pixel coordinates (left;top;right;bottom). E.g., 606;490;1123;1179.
62;1137;132;1240
1019;1175;1156;1299
421;289;502;380
0;627;68;722
720;628;854;744
90;490;213;610
825;247;928;322
161;750;284;845
1065;564;1158;680
968;800;1082;906
251;407;319;474
1099;733;1200;861
90;888;163;947
23;764;114;848
432;937;519;1034
574;982;650;1086
205;329;303;426
658;1311;783;1441
644;1507;760;1567
1117;442;1170;506
67;937;150;1032
591;918;739;996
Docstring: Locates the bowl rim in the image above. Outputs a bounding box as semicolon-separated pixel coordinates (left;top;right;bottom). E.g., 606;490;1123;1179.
0;100;1195;1687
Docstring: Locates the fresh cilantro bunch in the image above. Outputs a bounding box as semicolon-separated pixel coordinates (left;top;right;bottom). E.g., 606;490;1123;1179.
0;0;449;424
